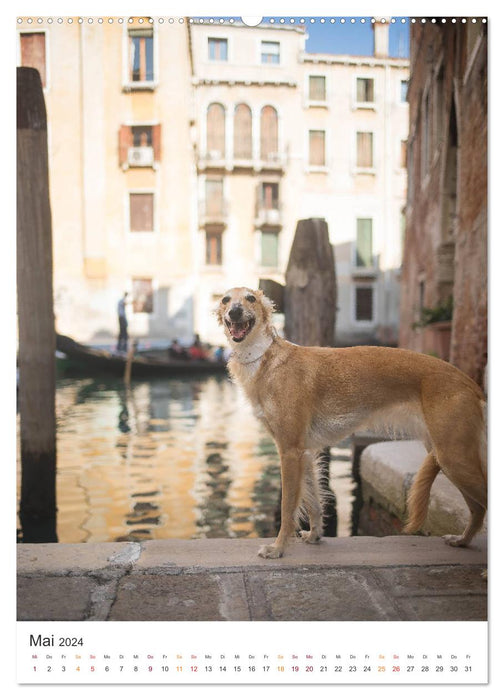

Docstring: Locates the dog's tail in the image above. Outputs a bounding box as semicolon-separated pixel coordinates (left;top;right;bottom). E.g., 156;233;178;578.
403;452;441;534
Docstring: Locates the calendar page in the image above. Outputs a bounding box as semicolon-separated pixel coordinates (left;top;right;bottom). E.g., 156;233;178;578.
14;0;493;693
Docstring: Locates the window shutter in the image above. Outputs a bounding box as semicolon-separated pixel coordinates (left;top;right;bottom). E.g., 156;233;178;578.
20;33;47;86
356;219;373;267
357;132;373;167
119;125;132;166
260;106;278;160
234;104;252;159
130;193;154;231
205;179;224;217
207;103;226;157
309;76;326;101
152;124;161;162
309;130;325;166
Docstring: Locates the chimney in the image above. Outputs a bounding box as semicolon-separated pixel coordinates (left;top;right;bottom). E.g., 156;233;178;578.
373;18;390;58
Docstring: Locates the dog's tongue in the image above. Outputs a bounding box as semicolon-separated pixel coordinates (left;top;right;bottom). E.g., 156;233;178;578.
230;322;248;340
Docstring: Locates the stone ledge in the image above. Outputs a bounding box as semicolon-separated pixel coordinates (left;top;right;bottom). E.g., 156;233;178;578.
16;537;487;622
359;440;487;536
17;535;487;575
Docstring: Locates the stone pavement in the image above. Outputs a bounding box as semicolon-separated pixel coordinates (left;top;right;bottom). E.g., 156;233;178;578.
17;535;487;622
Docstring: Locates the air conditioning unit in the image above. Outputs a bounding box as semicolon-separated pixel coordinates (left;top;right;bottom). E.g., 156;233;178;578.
128;146;154;167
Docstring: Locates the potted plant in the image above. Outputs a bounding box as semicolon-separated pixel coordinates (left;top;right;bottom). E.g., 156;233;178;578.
412;297;453;361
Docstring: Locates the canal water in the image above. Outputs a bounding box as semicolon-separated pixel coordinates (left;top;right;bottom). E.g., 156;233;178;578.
17;374;358;543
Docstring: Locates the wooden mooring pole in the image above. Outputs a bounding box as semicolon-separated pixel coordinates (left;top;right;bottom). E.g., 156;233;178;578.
281;218;338;536
17;67;57;542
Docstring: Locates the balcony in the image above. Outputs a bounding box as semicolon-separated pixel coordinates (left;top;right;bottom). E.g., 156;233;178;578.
197;149;288;173
254;205;282;229
198;199;229;227
259;150;286;172
197;150;226;171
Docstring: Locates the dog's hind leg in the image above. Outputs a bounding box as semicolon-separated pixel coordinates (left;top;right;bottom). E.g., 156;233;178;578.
443;492;486;547
258;447;305;559
430;439;486;547
299;451;323;545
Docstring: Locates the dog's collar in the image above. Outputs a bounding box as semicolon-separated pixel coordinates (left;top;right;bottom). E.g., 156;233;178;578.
230;333;275;365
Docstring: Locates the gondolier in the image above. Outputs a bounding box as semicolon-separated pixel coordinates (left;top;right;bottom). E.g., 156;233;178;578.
117;292;129;352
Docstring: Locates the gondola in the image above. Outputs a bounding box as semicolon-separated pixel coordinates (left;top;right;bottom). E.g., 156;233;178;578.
56;334;227;377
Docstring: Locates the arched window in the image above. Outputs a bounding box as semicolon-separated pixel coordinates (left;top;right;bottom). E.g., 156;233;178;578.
260;106;278;160
234;104;252;159
206;103;226;158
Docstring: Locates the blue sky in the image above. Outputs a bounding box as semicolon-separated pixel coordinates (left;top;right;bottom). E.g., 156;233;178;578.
263;17;410;57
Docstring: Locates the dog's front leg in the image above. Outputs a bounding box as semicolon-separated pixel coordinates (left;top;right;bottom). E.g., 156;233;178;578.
258;447;304;559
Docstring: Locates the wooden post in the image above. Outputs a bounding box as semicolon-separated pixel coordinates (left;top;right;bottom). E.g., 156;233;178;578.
283;218;338;536
124;342;135;386
284;218;337;346
17;67;57;542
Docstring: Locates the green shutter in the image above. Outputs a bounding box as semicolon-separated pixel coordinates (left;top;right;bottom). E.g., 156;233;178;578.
356;219;373;267
261;232;278;267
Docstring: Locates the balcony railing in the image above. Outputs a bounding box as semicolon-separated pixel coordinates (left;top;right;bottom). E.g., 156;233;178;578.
198;199;229;226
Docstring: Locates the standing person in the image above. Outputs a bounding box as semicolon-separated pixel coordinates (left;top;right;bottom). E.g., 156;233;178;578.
117;292;129;352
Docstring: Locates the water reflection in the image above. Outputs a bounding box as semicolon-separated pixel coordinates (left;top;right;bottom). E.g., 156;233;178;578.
18;375;357;543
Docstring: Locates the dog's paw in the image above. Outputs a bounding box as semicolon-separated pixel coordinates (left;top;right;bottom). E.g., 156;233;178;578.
258;544;283;559
443;534;468;547
299;529;322;544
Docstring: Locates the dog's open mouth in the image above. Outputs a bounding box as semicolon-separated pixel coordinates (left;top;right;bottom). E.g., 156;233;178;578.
225;318;255;343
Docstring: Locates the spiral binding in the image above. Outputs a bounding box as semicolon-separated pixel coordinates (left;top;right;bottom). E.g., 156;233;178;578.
16;17;488;25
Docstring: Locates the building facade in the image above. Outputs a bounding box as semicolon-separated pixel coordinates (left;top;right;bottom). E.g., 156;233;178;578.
399;20;487;387
17;17;409;348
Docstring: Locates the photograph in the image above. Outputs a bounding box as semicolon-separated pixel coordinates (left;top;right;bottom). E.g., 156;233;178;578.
15;10;489;686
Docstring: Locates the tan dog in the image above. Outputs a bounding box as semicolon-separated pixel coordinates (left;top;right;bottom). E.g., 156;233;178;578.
216;286;487;559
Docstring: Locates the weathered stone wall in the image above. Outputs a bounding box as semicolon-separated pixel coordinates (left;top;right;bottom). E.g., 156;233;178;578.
400;22;487;387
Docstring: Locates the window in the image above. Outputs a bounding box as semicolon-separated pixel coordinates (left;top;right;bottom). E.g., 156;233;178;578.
132;125;152;147
261;182;279;210
234;104;252;159
356;219;373;268
260;106;278;160
129;193;154;232
132;278;154;313
128;28;154;83
208;38;228;61
261;231;279;267
205;178;224;218
20;32;46;86
206;103;226;159
400;79;409;103
309;130;326;167
309;75;326;101
206;230;223;265
261;41;280;64
355;287;374;322
118;125;161;167
356;132;373;168
356;78;374;103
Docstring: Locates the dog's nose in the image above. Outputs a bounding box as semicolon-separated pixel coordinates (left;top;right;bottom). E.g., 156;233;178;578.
228;304;244;321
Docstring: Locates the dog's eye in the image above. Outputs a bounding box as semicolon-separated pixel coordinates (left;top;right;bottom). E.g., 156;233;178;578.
221;296;231;304
245;295;256;303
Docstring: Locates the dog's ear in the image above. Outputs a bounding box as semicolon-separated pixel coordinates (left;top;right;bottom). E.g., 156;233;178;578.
213;298;225;326
256;289;276;324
